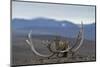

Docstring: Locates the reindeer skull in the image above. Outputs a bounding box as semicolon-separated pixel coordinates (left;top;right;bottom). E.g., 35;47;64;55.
26;22;84;58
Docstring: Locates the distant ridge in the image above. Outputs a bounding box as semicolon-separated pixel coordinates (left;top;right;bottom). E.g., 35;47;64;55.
12;18;95;41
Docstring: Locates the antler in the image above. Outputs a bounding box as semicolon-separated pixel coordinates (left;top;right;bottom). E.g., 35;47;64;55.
25;22;84;58
26;30;55;58
47;22;84;53
70;22;84;52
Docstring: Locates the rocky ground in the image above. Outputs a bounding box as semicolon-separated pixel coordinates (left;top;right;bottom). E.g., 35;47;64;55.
11;36;96;66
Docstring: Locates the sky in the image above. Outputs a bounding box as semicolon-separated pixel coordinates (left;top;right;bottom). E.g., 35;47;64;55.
12;1;96;24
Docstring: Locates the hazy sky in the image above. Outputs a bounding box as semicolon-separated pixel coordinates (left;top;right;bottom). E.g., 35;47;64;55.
12;1;95;24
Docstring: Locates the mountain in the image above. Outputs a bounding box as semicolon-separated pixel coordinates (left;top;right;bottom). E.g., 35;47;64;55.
12;18;78;29
12;18;95;41
84;23;96;41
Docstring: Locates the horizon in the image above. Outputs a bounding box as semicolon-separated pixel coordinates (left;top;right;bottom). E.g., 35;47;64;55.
12;17;95;25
